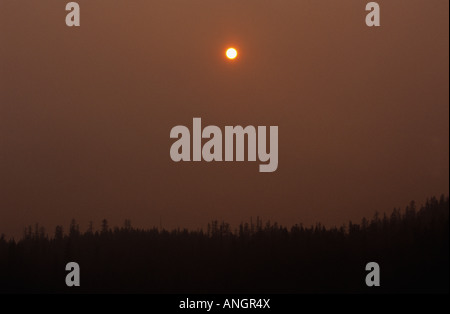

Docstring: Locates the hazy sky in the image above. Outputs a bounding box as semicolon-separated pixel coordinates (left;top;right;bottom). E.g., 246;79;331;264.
1;0;448;238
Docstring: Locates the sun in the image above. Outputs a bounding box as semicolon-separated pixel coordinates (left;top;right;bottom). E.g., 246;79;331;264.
226;48;238;60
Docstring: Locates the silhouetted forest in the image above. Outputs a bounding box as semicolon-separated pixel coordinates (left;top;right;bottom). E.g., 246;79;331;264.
0;196;448;293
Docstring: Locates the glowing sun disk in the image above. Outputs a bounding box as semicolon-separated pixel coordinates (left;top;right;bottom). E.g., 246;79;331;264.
226;48;238;59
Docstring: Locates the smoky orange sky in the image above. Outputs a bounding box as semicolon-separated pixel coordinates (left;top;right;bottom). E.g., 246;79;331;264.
0;0;448;239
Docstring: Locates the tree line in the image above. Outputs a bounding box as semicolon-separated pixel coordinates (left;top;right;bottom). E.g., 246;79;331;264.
0;195;448;293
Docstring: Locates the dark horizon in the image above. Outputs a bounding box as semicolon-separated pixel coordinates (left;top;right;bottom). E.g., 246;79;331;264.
6;194;449;241
1;195;448;293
